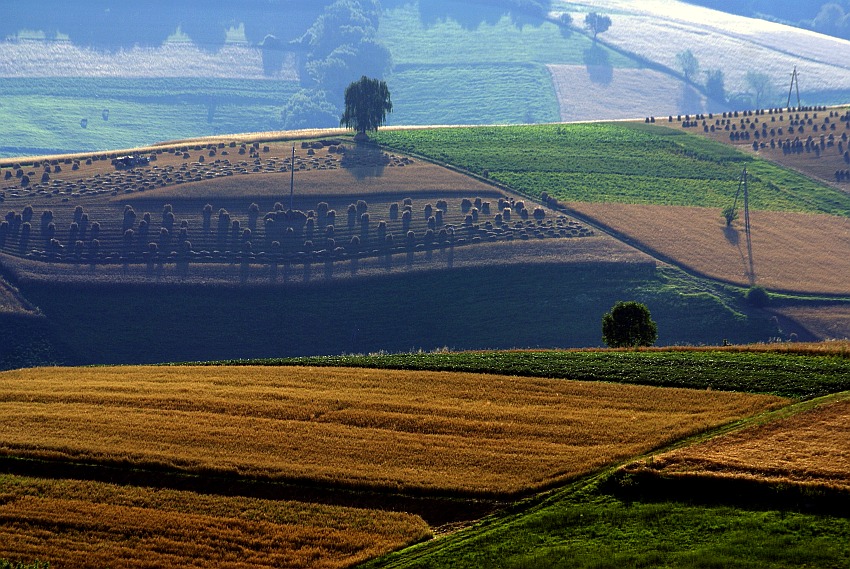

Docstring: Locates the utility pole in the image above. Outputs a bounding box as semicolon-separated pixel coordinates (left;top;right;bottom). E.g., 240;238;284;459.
787;66;801;109
732;167;755;284
289;146;295;211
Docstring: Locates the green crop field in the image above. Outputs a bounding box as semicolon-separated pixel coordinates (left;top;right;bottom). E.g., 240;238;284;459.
376;123;850;215
220;345;850;400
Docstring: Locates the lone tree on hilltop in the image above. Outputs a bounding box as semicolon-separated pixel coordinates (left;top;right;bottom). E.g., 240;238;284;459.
585;12;611;41
676;49;700;83
602;301;658;348
340;76;392;140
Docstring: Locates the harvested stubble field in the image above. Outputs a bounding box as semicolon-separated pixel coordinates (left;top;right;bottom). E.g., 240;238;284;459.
0;474;429;569
772;305;850;341
622;393;850;493
0;366;787;496
0;137;618;285
667;106;850;190
568;202;850;295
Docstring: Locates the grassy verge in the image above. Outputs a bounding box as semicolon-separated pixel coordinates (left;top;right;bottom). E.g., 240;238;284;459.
364;481;850;569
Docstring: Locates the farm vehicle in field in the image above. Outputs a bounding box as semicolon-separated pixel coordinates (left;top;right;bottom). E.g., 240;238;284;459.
112;155;150;170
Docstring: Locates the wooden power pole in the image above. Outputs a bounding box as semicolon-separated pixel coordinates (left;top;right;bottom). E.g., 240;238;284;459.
787;66;801;109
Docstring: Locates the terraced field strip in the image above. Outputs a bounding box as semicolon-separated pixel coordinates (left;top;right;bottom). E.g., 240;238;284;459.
0;474;429;569
268;347;850;399
623;393;850;492
569;202;850;295
0;366;786;496
376;123;850;216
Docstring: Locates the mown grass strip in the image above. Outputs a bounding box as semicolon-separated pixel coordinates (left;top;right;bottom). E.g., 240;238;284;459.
198;348;850;400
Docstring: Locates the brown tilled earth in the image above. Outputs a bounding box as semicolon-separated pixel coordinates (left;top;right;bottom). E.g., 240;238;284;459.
569;202;850;295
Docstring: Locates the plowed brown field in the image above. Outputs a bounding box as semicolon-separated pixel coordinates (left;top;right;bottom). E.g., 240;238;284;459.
624;394;850;492
570;202;850;294
0;366;786;496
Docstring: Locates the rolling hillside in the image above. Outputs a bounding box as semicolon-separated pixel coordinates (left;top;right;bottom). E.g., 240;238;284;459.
3;1;850;156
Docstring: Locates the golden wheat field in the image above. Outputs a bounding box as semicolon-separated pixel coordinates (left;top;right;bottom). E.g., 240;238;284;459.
626;393;850;492
570;202;850;294
0;473;430;569
0;366;787;495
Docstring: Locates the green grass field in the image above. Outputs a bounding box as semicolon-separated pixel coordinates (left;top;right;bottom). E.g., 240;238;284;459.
385;64;560;125
11;265;778;368
0;78;298;156
365;483;850;568
377;3;634;126
376;123;850;215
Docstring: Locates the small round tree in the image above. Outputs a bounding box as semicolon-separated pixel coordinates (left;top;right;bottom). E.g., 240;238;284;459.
601;301;658;348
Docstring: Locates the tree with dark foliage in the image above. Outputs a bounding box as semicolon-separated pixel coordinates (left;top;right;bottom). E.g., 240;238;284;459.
602;301;658;348
340;76;393;137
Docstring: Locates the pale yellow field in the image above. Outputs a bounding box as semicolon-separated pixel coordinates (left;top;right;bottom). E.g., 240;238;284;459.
570;202;850;294
771;306;850;341
625;394;850;492
0;474;429;569
0;366;787;495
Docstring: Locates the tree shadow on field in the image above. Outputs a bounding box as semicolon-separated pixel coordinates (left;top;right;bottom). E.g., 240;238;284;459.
341;142;388;181
723;224;757;285
679;83;705;115
583;44;613;86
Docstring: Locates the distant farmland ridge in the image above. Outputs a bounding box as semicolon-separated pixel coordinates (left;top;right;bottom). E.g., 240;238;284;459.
0;40;298;80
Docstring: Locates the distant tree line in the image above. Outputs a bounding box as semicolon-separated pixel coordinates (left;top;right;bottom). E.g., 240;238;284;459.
282;0;391;130
683;0;850;41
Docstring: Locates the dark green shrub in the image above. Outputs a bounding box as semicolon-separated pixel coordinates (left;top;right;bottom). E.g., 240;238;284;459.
601;301;658;348
746;285;770;307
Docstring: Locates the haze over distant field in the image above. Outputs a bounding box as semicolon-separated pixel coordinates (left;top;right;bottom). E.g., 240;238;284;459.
1;0;849;155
